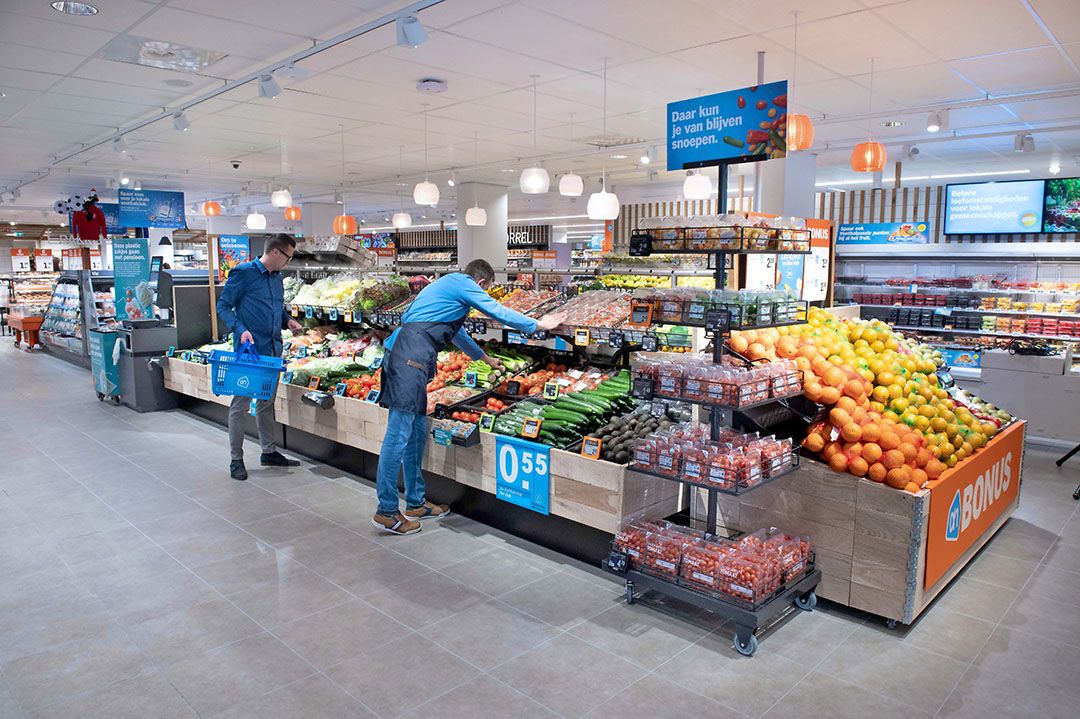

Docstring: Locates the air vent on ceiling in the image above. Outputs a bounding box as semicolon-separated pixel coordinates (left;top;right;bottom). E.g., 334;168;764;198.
578;133;646;149
416;78;448;94
100;34;227;73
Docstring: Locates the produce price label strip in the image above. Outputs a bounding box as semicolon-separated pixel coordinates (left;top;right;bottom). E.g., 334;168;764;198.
604;208;821;656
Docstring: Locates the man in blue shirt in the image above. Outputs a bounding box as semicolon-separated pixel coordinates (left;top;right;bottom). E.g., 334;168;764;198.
373;259;565;535
216;234;305;480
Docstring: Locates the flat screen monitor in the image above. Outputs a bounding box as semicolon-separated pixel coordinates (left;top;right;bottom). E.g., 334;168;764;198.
943;179;1045;235
1043;177;1080;233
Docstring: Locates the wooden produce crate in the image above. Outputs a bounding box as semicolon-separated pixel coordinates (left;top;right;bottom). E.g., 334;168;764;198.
693;421;1025;624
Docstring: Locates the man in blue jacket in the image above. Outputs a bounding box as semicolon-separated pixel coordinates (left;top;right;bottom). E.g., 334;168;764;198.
373;259;565;535
216;234;305;480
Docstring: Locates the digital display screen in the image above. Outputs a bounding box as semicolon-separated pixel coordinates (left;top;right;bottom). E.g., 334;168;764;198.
944;180;1045;235
1043;177;1080;233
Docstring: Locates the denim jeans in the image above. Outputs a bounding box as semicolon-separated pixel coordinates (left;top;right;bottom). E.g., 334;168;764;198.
376;409;429;515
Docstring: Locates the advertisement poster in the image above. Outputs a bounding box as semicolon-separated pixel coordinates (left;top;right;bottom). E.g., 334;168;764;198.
355;232;394;249
1043;177;1080;233
10;248;31;272
118;189;187;229
939;348;981;369
837;222;929;245
217;235;250;280
944;180;1044;235
112;237;152;321
667;80;788;170
776;254;805;296
926;422;1024;589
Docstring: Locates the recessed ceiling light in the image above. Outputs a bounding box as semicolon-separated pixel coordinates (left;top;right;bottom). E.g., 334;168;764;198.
164;79;193;88
881;120;903;128
51;2;98;16
396;182;408;187
610;153;628;159
501;168;516;173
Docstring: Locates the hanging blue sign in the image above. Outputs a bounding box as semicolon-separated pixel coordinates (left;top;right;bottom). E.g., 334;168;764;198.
667;80;788;170
837;222;930;245
112;237;152;320
495;435;550;515
118;188;187;229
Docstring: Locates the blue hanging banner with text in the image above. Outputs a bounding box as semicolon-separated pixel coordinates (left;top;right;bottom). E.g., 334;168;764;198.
837;222;930;245
495;435;550;515
667;80;788;170
118;189;187;229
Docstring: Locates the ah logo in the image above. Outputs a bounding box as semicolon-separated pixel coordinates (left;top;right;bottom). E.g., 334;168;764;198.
236;375;250;389
945;490;961;541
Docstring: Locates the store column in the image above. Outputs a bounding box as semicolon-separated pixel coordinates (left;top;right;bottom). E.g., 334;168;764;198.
758;151;817;216
456;182;509;272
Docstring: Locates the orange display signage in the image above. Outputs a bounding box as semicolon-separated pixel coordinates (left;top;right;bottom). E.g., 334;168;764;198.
925;420;1025;589
805;218;832;248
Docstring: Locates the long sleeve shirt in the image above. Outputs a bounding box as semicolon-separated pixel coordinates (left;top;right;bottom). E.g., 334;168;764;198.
385;272;538;360
215;258;289;357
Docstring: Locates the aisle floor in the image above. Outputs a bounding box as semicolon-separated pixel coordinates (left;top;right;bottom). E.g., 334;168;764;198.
2;343;1080;719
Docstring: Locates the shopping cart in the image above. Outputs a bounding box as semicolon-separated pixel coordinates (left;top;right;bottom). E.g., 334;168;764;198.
207;341;285;400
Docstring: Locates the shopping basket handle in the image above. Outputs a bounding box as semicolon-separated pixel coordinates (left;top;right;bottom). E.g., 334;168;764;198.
238;340;261;359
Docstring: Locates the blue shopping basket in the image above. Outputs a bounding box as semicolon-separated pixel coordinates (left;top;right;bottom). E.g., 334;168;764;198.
208;341;285;400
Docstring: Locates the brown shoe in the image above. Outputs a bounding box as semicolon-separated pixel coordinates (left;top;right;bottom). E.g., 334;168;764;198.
370;513;421;535
404;501;450;520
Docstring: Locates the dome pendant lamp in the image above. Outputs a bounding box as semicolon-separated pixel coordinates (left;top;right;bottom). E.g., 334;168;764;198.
520;75;549;194
851;57;887;173
333;125;357;234
559;112;583;196
284;205;302;221
785;11;815;152
245;209;267;230
586;59;619;221
466;132;487;226
394;146;413;229
413;105;440;206
202;201;221;217
683;169;712;200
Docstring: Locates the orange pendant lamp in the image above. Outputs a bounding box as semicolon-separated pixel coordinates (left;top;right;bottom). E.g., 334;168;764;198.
851;57;885;173
785;13;814;152
284;205;302;221
202;201;221;216
332;214;356;235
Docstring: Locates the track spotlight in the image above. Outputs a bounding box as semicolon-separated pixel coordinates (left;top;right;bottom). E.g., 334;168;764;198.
926;112;941;133
396;14;428;48
120;175;130;186
172;111;190;132
112;134;128;154
1049;161;1062;175
258;74;282;99
639;145;657;165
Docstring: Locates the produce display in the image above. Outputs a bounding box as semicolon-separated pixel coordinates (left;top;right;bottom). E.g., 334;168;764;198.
585;404;689;464
341;372;380;398
728;307;1013;492
613;520;812;606
630;424;797;491
427;386;482;415
556;290;632;328
638;213;810;252
287;356;371;387
470;288;560;319
637;287;802;328
632;355;803;407
283;276;305;305
355;275;410;313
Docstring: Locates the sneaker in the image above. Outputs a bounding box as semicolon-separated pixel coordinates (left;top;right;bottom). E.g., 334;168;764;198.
404;501;450;520
230;460;248;481
261;451;300;467
371;513;422;535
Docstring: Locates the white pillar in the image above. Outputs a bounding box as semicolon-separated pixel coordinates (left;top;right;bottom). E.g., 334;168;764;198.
757;151;817;217
456;182;509;274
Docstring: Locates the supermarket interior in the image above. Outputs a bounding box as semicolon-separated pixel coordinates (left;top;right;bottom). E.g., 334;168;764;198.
2;1;1080;718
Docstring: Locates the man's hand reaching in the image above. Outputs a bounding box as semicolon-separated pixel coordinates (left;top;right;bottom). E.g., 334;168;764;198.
287;319;303;333
536;312;567;332
482;354;504;371
240;330;254;346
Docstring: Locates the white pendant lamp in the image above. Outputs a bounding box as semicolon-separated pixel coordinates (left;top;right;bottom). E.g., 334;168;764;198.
245;209;267;230
270;188;291;208
392;211;412;229
559;112;583;196
413;105;440;205
683;170;712;200
520;75;549;194
466;130;488;226
586;60;619;221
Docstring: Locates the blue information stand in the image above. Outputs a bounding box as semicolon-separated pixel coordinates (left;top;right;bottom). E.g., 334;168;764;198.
495;435;551;515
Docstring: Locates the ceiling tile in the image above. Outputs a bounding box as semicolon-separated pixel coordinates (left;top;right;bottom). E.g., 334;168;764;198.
875;0;1051;61
861;62;983;107
685;0;865;31
0;67;65;92
50;75;175;106
0;43;85;75
0;9;117;55
768;12;932;75
951;46;1080;95
5;0;158;31
167;0;380;41
326;54;515;101
1027;0;1080;45
126;7;309;60
74;58;222;96
671;34;840;88
1002;96;1080;123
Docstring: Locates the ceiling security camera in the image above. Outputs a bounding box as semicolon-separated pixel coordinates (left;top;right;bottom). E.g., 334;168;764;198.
230;160;241;169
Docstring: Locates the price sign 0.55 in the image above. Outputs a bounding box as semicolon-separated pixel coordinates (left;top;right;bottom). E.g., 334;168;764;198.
495;435;550;515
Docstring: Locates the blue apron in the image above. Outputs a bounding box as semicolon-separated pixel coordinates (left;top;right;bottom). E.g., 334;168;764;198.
379;319;463;413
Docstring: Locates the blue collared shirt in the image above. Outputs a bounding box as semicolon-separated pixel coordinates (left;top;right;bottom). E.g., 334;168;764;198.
215;259;289;357
385;273;538;359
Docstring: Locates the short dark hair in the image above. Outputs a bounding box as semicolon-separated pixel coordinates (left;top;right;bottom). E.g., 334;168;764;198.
265;233;296;255
464;259;495;284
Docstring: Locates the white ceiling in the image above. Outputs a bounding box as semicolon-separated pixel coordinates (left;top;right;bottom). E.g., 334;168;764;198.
1;0;1079;226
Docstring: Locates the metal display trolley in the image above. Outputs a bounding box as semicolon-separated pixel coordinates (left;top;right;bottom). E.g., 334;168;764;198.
600;221;822;656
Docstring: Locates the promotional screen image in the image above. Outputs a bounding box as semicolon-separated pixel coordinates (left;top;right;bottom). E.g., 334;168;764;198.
943;180;1045;235
1043;177;1080;233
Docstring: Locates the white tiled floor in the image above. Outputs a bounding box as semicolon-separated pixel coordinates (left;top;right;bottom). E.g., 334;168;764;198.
2;341;1080;718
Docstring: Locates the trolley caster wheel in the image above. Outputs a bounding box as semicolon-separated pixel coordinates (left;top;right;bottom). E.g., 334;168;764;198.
111;396;121;406
733;632;758;657
1074;488;1080;501
97;393;105;401
625;582;635;605
795;591;817;611
886;619;898;630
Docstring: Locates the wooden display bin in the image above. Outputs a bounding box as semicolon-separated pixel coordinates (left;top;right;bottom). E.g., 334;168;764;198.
162;359;682;535
694;421;1025;624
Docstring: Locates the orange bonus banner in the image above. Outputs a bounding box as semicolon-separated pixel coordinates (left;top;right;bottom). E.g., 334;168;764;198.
925;420;1024;589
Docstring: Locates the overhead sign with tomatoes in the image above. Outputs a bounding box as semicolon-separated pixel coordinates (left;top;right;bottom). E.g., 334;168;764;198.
667;80;789;170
